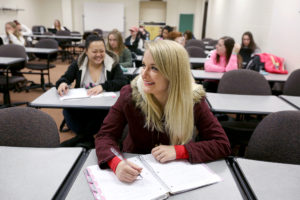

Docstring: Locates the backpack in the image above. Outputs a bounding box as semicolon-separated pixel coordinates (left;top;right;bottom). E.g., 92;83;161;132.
246;55;264;72
258;53;288;74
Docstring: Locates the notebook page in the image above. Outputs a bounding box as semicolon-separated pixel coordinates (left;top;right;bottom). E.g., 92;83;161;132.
141;154;221;194
85;157;169;200
59;88;89;100
91;92;117;98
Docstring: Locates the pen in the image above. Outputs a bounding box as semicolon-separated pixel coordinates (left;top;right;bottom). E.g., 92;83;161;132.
110;147;143;179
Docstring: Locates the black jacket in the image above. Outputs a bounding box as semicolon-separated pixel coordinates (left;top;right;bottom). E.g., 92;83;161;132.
56;51;127;91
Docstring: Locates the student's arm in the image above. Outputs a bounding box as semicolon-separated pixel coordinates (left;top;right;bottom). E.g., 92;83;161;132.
225;54;238;72
55;61;78;88
204;50;226;72
119;48;133;68
8;33;25;46
184;98;231;163
100;64;128;91
21;24;32;36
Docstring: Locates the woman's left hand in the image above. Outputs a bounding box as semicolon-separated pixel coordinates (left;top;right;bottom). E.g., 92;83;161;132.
151;145;176;163
87;85;103;96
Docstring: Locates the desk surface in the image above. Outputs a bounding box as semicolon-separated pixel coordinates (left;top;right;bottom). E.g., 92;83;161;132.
192;70;289;82
0;146;83;200
31;34;82;40
280;95;300;110
237;158;300;200
0;57;25;65
29;87;120;109
206;93;297;114
65;150;244;200
25;47;58;54
189;57;207;64
123;67;139;76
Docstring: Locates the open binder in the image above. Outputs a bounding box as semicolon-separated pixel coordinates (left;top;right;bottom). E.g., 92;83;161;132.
84;154;221;200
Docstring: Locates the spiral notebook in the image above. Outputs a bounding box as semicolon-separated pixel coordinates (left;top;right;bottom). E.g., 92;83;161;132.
84;154;221;200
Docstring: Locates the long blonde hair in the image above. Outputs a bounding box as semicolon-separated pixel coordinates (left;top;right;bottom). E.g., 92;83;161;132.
141;40;194;145
107;30;125;55
6;22;22;39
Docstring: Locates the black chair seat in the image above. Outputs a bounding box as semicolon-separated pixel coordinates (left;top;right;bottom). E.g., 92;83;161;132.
26;63;55;70
0;75;26;85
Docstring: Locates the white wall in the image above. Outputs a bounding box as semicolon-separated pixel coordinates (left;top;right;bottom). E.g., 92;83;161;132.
140;1;166;24
206;0;300;71
0;0;62;34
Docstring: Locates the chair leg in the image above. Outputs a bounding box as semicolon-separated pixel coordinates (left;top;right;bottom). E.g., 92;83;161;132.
40;70;46;91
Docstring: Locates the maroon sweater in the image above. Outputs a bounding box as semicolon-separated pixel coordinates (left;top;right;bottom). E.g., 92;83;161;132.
95;85;231;169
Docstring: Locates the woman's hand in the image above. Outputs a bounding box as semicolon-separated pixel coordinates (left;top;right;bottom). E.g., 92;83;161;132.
232;43;241;54
115;160;143;183
87;85;103;96
151;145;176;163
57;82;69;96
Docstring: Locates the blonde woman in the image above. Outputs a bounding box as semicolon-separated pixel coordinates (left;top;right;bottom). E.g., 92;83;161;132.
107;30;132;68
95;40;231;183
2;21;25;46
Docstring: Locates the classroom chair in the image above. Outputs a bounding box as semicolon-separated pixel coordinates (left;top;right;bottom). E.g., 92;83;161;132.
0;107;60;147
0;44;27;106
217;69;272;156
283;69;300;96
56;30;73;62
26;39;58;91
32;25;47;35
186;46;206;69
185;39;205;49
245;111;300;165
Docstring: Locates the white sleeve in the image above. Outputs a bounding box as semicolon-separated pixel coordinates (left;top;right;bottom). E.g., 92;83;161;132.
8;33;25;46
138;39;144;52
20;24;32;36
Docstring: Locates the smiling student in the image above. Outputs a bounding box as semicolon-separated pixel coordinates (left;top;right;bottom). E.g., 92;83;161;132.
56;34;127;148
95;40;231;183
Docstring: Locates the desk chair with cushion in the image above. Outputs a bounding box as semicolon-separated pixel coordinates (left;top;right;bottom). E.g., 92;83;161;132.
186;46;206;69
283;69;300;96
0;107;60;147
217;69;272;156
56;30;72;62
0;44;27;106
185;39;205;49
26;39;58;91
32;25;47;35
245;111;300;164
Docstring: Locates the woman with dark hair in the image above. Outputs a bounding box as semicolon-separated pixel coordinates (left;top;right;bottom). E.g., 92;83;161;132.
204;36;240;72
56;34;127;148
184;30;194;41
162;25;173;39
239;31;261;68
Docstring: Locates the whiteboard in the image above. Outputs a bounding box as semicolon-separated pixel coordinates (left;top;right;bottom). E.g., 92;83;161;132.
83;2;124;32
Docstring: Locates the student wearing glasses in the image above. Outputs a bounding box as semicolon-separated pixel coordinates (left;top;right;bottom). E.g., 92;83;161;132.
95;40;231;183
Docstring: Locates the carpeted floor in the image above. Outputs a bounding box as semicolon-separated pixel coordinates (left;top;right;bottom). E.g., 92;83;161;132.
0;59;75;143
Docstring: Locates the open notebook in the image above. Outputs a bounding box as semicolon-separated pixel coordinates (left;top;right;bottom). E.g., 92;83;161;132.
59;88;117;100
84;154;221;200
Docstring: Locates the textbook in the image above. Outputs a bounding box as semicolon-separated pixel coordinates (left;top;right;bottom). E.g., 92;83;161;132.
59;88;117;100
84;154;221;200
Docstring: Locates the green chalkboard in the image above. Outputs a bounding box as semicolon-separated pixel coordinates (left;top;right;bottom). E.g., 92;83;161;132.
179;14;194;33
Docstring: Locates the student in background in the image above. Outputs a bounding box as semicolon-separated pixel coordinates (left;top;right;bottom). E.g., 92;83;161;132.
167;31;185;46
161;25;173;40
107;30;132;68
53;19;69;32
154;26;163;41
239;31;261;68
56;34;127;148
1;21;25;46
13;20;33;45
138;25;150;41
124;26;144;55
184;30;194;42
205;36;241;72
95;40;231;183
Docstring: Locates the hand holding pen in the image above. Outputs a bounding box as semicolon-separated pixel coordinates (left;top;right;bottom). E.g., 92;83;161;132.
110;147;143;183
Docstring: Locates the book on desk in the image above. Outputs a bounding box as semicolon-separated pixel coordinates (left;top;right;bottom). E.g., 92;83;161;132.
59;88;117;101
84;154;221;200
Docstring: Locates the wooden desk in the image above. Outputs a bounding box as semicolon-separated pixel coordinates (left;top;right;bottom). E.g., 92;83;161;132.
206;93;297;114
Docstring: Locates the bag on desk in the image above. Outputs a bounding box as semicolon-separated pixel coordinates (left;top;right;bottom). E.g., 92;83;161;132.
246;55;264;72
258;53;288;74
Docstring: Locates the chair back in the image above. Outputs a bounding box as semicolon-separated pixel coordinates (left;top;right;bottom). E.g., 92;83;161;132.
186;46;206;58
217;69;272;95
0;44;27;60
185;39;205;49
245;111;300;164
0;107;60;147
283;69;300;96
32;25;47;34
34;39;58;60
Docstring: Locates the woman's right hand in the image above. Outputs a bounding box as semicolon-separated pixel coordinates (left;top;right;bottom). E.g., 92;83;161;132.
115;160;142;183
232;43;241;54
57;82;69;96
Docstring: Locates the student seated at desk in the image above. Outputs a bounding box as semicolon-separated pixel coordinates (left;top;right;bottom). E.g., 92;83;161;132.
56;34;127;148
204;36;241;72
124;26;144;55
239;31;261;68
95;40;231;183
1;21;25;46
107;30;132;68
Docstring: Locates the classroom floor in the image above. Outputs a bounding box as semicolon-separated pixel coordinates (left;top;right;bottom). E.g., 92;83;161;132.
0;59;75;143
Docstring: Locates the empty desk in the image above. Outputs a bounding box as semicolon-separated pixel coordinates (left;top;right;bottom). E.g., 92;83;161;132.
29;87;120;109
65;149;244;200
189;57;207;64
206;93;297;114
280;95;300;110
236;158;300;200
0;146;84;200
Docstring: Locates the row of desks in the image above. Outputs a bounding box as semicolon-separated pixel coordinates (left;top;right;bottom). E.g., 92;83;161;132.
2;146;299;200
